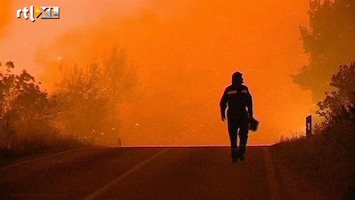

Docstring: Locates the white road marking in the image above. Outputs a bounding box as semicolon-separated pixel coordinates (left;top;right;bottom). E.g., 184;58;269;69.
263;147;282;200
83;148;170;200
0;147;87;169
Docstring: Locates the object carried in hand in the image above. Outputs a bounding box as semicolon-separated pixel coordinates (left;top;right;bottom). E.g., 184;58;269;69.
249;117;259;132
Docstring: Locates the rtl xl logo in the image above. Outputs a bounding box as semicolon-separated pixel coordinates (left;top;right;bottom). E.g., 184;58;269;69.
17;6;60;22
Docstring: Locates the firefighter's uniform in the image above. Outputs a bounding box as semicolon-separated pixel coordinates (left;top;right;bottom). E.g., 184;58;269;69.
220;72;253;162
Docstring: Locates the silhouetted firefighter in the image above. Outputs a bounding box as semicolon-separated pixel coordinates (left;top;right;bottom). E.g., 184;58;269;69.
220;71;256;162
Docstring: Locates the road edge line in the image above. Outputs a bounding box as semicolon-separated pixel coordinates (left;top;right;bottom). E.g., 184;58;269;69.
0;147;87;169
263;147;282;200
83;148;170;200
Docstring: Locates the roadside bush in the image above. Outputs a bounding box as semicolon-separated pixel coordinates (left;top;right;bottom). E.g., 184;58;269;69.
272;62;355;199
0;62;61;152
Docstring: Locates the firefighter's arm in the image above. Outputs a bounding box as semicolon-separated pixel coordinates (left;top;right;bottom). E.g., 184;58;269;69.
247;91;253;119
219;90;227;122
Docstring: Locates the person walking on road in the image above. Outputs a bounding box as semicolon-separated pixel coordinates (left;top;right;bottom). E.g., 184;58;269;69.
220;71;254;162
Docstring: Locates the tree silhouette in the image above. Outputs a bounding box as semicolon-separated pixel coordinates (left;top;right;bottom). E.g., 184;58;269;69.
293;0;355;102
0;62;55;150
317;62;355;122
53;47;136;145
54;63;109;143
100;47;137;143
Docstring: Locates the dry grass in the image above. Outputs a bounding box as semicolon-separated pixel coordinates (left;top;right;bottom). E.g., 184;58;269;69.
0;134;85;164
271;119;355;199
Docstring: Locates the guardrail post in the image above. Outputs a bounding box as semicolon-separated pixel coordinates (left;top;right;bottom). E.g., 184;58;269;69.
118;137;122;147
306;115;313;138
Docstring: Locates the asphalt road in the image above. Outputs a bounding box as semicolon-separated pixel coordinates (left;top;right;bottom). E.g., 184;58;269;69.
0;146;281;200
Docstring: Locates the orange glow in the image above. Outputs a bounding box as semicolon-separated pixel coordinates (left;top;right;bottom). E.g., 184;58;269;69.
0;0;313;145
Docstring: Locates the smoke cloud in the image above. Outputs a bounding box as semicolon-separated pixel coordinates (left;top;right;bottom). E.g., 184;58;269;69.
33;0;312;145
0;1;13;39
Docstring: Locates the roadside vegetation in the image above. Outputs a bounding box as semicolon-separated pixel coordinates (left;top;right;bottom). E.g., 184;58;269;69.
0;47;136;162
272;62;355;199
272;0;355;198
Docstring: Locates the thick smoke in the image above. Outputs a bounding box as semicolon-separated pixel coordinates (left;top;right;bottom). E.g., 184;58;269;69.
0;1;13;39
34;0;312;145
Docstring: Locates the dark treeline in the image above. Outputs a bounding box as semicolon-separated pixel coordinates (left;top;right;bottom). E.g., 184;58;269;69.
293;0;355;102
315;61;355;148
273;62;355;199
297;0;355;181
297;0;355;157
0;47;136;154
273;0;355;198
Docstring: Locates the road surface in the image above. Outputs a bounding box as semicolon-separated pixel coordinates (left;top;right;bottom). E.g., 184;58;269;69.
0;146;281;200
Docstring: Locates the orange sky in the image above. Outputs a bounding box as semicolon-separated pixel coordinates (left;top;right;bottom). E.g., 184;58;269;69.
0;0;314;145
